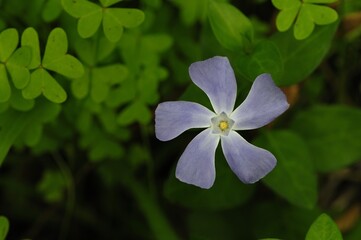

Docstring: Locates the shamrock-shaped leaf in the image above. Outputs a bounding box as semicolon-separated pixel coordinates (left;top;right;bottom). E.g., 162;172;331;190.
21;27;84;103
62;0;144;42
0;28;31;102
272;0;338;40
42;0;63;22
117;100;151;125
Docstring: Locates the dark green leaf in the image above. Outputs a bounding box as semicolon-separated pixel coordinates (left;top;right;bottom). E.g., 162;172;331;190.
255;130;317;209
291;105;361;171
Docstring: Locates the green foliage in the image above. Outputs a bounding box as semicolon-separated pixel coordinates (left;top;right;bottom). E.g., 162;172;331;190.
291;105;361;171
255;130;317;209
208;1;253;51
37;170;66;203
0;216;9;240
306;213;343;240
61;0;145;42
272;0;338;40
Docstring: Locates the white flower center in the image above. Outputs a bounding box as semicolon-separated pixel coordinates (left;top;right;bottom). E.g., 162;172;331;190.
211;112;234;136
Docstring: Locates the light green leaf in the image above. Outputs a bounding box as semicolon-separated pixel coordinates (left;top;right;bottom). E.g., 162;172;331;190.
294;5;315;40
44;55;84;78
21;27;41;69
6;47;31;89
42;28;84;78
276;5;300;32
61;0;100;17
271;21;338;85
23;68;67;103
291;105;361;171
42;28;68;65
255;130;317;209
0;64;10;103
306;214;343;240
305;4;338;25
208;1;253;51
236;40;283;83
0;28;18;62
99;0;121;7
0;216;9;240
117;100;151;125
103;8;145;42
78;8;103;38
272;0;301;9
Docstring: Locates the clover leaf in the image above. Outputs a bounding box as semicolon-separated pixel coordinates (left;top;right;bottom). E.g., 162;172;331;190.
0;216;9;240
0;28;31;103
272;0;338;40
21;27;84;103
61;0;145;42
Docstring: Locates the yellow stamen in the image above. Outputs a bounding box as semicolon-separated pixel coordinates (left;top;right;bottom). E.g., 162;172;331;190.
219;121;228;131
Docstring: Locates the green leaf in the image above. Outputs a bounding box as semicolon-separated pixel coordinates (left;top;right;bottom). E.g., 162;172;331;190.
164;150;255;210
0;101;61;165
270;20;338;85
294;5;315;40
272;0;301;9
0;64;10;103
208;1;253;51
276;5;300;32
37;170;66;203
78;7;103;38
42;0;63;22
42;28;68;65
173;0;208;25
23;68;67;103
21;27;41;69
0;216;9;240
0;28;18;62
99;0;121;7
71;67;90;99
255;130;317;209
24;124;42;147
42;28;84;78
306;214;343;240
304;4;338;25
61;0;100;17
9;88;35;111
117;100;151;125
236;40;283;82
103;8;145;42
91;64;127;103
105;80;136;108
291;105;361;171
6;46;31;89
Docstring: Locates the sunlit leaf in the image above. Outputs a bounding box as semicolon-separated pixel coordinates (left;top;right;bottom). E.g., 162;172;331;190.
0;28;18;62
305;214;343;240
21;27;41;69
78;7;103;38
6;47;31;89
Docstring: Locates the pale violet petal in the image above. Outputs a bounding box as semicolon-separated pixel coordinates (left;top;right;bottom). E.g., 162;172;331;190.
231;74;289;130
155;101;215;141
176;128;220;189
221;131;276;184
189;56;237;115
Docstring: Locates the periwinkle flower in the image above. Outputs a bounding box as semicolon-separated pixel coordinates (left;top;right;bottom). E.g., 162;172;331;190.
155;56;289;189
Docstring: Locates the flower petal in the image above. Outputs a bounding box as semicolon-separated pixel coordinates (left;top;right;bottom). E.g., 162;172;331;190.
221;131;276;183
155;101;215;141
189;56;237;115
176;128;220;189
231;73;289;130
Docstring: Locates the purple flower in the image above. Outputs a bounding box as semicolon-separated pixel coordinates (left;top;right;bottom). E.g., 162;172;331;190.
155;56;289;189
